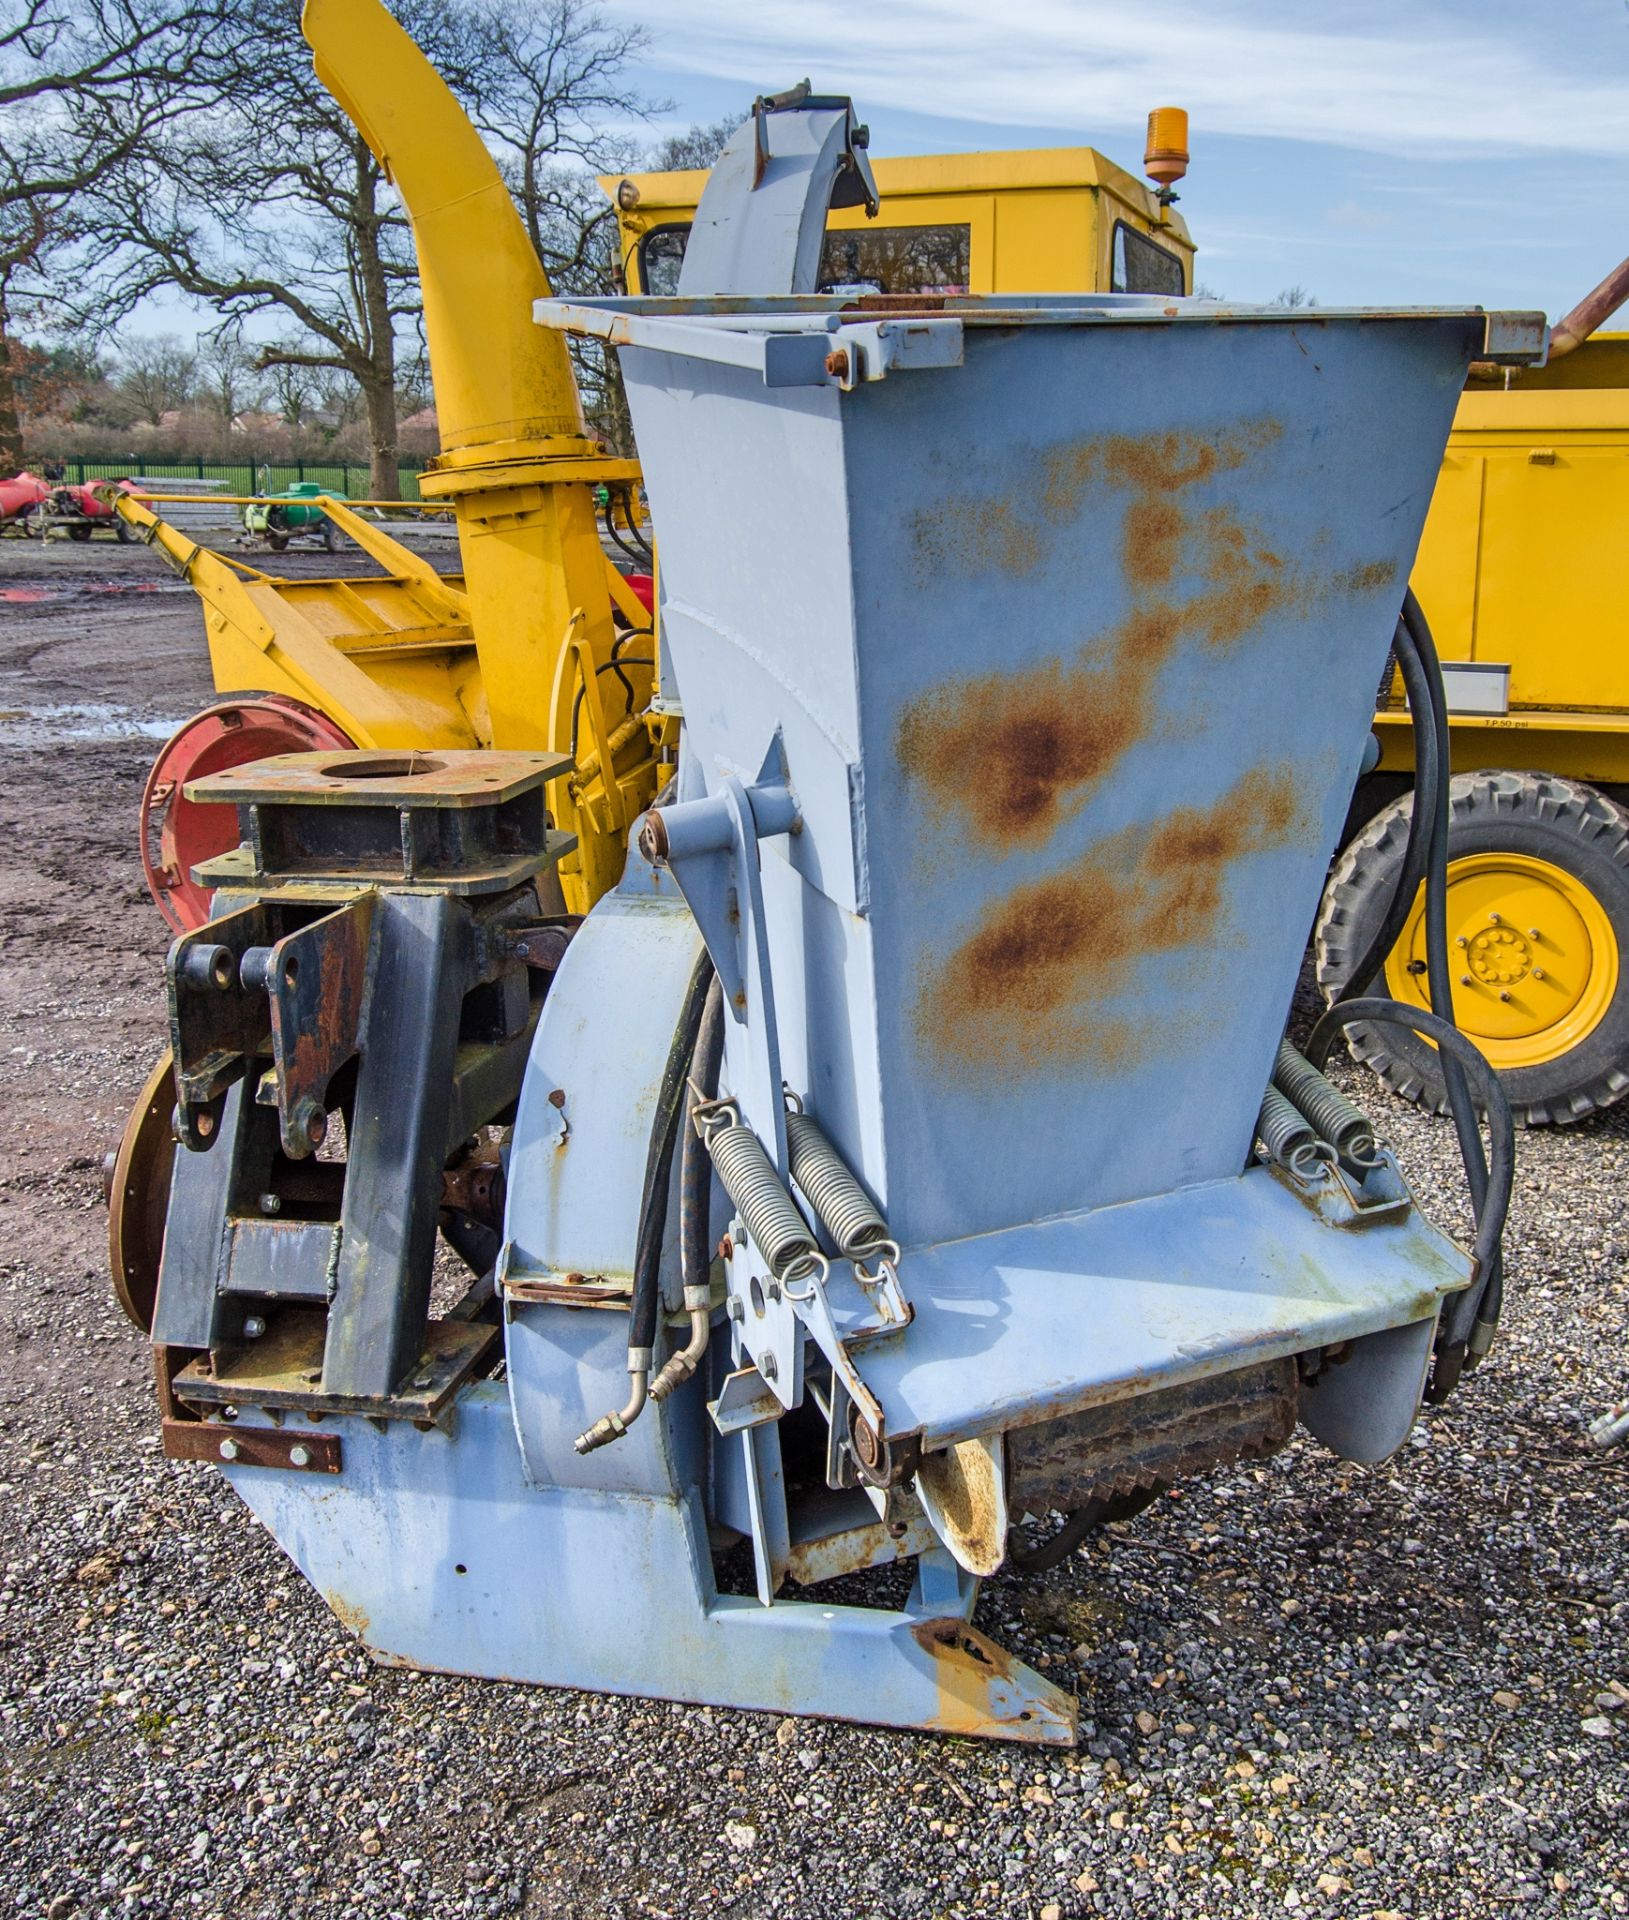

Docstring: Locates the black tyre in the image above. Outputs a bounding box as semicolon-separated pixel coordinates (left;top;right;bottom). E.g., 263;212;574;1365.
1316;770;1629;1125
321;517;339;552
67;522;93;542
266;530;289;553
115;514;138;543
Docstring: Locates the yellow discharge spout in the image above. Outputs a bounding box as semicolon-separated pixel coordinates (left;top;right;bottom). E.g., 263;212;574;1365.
303;0;583;453
299;0;660;911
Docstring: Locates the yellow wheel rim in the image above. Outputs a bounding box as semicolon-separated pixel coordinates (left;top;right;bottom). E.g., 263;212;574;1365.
1385;852;1619;1071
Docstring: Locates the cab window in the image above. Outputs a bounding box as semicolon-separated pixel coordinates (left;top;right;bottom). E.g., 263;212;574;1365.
1111;221;1185;296
635;220;971;297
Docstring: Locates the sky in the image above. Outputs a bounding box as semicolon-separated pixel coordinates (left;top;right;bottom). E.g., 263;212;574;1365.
598;0;1629;318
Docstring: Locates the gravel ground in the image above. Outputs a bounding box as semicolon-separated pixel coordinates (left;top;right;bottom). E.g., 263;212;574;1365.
1;533;1627;1919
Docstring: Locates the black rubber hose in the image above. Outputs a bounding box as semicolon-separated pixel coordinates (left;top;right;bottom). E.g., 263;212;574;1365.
680;975;726;1296
1305;997;1514;1395
629;951;716;1355
1335;618;1438;1006
1007;1486;1164;1574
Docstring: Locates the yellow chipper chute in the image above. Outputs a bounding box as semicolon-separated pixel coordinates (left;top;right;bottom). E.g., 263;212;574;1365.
116;0;660;925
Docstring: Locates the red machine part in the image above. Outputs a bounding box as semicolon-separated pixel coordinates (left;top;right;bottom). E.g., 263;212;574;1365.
626;571;655;614
142;694;355;930
0;471;49;529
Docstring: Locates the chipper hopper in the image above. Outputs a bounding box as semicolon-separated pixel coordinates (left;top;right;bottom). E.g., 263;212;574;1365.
119;207;1536;1735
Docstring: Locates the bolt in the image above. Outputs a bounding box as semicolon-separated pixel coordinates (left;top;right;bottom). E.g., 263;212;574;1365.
766;1278;782;1303
1460;974;1473;986
1533;968;1546;981
726;1297;744;1322
1499;991;1512;1002
824;347;850;380
1489;912;1502;924
717;1234;734;1262
259;1191;281;1216
888;1519;908;1540
637;809;669;866
242;1314;266;1339
291;1097;326;1150
759;1351;778;1381
288;1445;311;1468
1455;936;1468;948
218;1438;239;1461
1529;928;1541;939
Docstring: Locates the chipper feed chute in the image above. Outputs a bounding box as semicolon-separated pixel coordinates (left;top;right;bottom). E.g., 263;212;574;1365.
127;138;1537;1735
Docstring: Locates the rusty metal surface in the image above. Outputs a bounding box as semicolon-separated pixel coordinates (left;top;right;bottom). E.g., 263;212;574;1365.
107;1049;177;1334
162;1416;342;1474
1006;1357;1299;1519
909;1619;1077;1744
186;748;568;809
174;1308;500;1424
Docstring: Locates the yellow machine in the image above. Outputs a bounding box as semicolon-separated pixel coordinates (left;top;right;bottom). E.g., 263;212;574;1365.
606;128;1195;302
118;0;661;915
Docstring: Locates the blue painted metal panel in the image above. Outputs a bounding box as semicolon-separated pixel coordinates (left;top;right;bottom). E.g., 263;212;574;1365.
600;303;1483;1251
223;1389;1074;1745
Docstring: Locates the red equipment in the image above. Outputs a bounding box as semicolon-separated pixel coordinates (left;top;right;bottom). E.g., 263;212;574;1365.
140;695;355;930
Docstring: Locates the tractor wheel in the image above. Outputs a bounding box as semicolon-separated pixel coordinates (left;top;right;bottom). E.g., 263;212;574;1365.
1316;770;1629;1125
321;516;339;552
67;522;93;542
106;1049;177;1334
267;530;289;553
141;694;356;931
115;514;138;544
18;506;40;538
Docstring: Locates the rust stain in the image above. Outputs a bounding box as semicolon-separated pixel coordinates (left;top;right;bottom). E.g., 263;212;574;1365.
325;1590;372;1640
910;1618;1076;1742
899;417;1393;855
899;420;1303;853
916;767;1307;1081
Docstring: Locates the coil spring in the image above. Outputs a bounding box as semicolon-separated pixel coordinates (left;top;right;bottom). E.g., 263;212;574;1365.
1256;1086;1324;1178
1273;1039;1380;1168
706;1118;820;1281
785;1110;887;1257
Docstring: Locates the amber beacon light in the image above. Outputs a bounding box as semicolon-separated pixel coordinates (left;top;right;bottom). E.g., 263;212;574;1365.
1144;106;1189;188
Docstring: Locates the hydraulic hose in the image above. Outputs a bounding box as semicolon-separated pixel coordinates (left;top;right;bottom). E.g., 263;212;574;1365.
1315;588;1510;1399
575;948;715;1452
1305;997;1514;1400
651;974;725;1403
1335;618;1437;1009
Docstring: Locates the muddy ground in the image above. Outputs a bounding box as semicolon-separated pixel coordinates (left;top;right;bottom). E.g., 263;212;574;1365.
0;527;1625;1920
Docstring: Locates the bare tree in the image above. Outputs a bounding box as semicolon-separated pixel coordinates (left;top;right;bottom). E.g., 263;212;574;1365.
80;0;653;497
0;0;234;468
117;330;196;423
647;116;737;175
195;328;259;424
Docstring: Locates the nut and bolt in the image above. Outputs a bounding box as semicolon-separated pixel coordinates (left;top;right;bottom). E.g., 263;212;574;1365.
288;1445;311;1468
637;810;670;866
760;1352;778;1381
242;1314;267;1339
218;1438;239;1461
726;1297;745;1322
1533;968;1547;981
291;1097;327;1151
259;1192;281;1216
824;348;850;380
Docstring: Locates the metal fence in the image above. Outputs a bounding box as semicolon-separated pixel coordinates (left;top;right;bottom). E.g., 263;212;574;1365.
51;457;429;501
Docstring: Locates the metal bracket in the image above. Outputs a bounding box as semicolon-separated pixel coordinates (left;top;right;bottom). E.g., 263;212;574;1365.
162;1415;342;1474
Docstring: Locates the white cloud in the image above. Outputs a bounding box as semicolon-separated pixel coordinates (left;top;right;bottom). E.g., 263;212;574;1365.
609;0;1629;160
